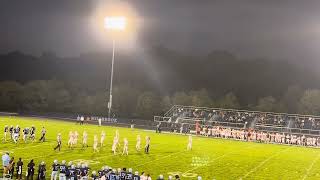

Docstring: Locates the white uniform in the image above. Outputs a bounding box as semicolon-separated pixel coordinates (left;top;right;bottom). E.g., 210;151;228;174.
82;131;88;147
98;118;102;126
74;131;79;145
112;136;118;154
68;131;74;148
93;135;99;152
136;135;141;151
187;135;192;150
122;138;129;155
100;131;105;147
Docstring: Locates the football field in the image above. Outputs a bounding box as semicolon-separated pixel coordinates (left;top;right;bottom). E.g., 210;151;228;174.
1;116;320;179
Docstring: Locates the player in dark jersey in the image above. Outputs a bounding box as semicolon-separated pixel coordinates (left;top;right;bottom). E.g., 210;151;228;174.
125;168;133;180
51;160;60;180
66;161;72;179
23;128;29;143
91;171;99;180
133;171;140;180
68;165;77;180
9;125;14;139
26;159;35;180
75;163;82;180
108;169;117;180
80;164;89;179
38;161;46;180
98;167;105;178
120;168;126;180
16;158;23;180
30;125;36;141
59;160;67;180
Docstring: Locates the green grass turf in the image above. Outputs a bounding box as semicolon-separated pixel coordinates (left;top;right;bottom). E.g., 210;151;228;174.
1;116;320;179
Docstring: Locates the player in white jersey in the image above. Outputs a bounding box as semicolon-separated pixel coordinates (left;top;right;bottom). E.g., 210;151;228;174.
115;129;119;139
100;131;106;147
93;135;99;152
112;136;119;155
73;131;79;145
136;135;141;151
3;125;8;142
68;131;74;148
122;138;129;155
82;131;88;148
187;135;192;150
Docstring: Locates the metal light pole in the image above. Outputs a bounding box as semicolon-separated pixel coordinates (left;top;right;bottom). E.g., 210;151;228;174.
108;39;115;121
104;16;126;121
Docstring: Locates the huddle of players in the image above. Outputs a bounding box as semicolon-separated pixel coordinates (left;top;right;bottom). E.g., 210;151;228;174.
50;160;140;180
3;125;37;143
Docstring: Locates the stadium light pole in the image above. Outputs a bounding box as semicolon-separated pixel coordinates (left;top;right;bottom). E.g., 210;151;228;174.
104;16;126;121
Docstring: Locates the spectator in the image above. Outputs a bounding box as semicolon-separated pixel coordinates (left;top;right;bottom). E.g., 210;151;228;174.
2;152;11;176
16;157;23;180
37;161;46;180
27;159;35;180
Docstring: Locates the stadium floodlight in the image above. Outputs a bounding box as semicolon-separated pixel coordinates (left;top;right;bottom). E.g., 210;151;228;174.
104;16;126;31
104;16;127;121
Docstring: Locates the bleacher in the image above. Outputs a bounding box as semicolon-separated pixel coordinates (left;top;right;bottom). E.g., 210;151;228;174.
154;105;320;135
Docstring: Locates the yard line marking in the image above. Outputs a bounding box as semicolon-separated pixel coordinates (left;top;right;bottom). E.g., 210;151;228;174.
240;147;291;179
302;153;320;180
136;150;188;167
183;144;257;175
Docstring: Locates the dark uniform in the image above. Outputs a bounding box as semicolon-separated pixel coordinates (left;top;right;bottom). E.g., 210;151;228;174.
16;158;23;179
59;164;67;178
133;175;140;180
92;174;99;180
30;127;36;140
120;169;126;180
125;172;133;180
27;160;35;180
37;164;46;180
68;167;77;180
108;172;117;180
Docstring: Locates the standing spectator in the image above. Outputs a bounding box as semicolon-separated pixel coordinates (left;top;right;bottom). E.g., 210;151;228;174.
16;157;23;180
9;157;15;178
80;116;84;125
37;161;46;180
27;159;35;180
2;152;11;176
98;117;102;127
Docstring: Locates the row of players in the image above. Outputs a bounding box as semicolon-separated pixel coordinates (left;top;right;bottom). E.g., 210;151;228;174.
3;125;47;143
3;125;194;153
53;130;153;155
2;153;197;180
200;126;320;146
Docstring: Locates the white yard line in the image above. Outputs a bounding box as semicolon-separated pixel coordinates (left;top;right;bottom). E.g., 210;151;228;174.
240;147;291;179
136;150;187;167
182;144;257;175
302;153;320;180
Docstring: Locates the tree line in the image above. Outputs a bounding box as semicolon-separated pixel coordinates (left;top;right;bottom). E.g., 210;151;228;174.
1;80;320;119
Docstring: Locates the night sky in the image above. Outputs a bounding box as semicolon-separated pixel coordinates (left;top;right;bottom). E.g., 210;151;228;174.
1;0;320;62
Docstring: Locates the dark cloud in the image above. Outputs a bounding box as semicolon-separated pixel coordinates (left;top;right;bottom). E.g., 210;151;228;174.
1;0;320;61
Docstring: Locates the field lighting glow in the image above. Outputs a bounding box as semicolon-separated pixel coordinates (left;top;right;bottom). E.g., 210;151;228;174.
104;16;126;30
